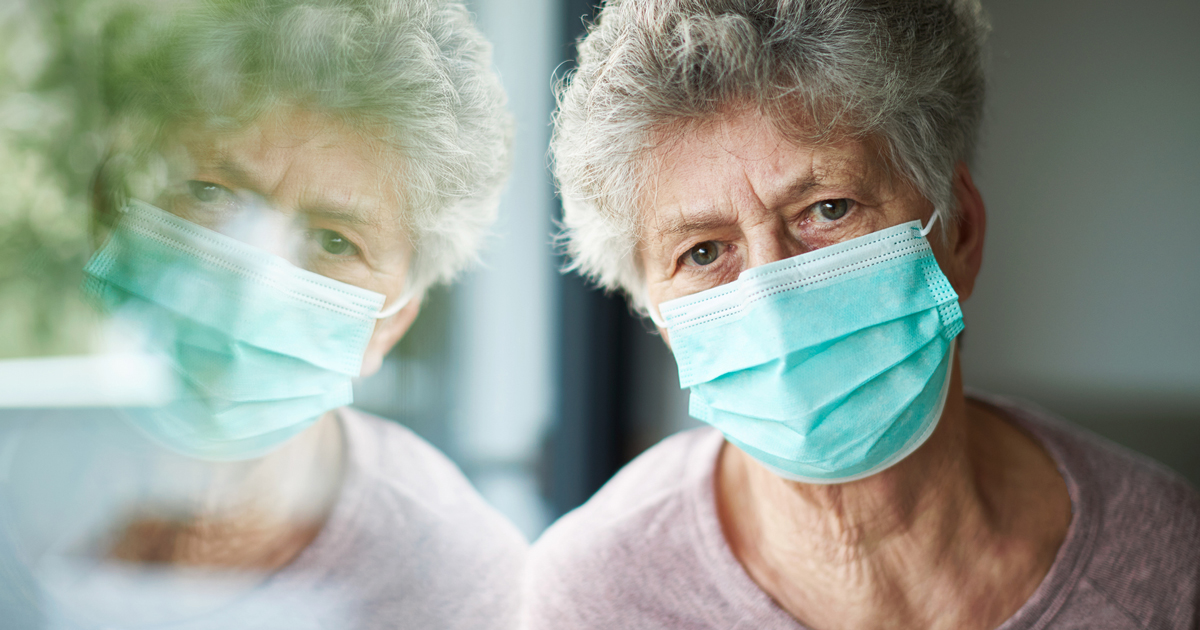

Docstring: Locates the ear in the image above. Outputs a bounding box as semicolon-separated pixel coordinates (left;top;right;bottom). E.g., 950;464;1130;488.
359;295;422;378
944;162;987;302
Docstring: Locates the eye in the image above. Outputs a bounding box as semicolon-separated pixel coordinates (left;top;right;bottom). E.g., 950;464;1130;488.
313;229;359;256
683;241;721;267
186;180;232;203
812;198;851;222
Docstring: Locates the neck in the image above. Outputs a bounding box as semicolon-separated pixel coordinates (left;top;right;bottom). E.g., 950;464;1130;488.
716;366;1070;630
109;411;345;571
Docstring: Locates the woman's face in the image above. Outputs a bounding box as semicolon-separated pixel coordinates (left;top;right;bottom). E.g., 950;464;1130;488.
154;107;417;375
637;111;977;330
157;107;412;304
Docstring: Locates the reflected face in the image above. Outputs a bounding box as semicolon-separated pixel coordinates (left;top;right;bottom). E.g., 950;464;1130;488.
157;108;411;305
639;112;941;317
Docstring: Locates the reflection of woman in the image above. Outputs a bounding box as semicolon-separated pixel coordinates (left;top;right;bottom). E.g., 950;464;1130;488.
4;0;522;628
527;0;1200;628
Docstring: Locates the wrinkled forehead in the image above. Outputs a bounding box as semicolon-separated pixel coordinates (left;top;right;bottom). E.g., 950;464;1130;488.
161;108;408;211
635;111;903;231
169;108;399;173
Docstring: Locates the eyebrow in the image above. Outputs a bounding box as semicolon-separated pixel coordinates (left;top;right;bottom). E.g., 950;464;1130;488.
207;154;382;228
654;208;738;237
652;174;824;238
778;176;823;207
304;206;376;227
213;157;260;191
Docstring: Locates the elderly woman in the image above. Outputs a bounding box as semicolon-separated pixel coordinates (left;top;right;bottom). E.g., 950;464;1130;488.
527;1;1200;628
0;0;522;628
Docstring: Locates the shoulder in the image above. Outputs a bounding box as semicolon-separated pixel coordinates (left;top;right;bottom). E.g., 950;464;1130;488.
525;427;726;629
983;394;1200;628
339;407;515;528
339;407;470;491
995;396;1200;556
531;426;720;565
333;408;528;629
337;408;527;548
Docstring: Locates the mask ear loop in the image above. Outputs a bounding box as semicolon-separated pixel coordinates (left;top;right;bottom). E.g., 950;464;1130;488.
374;288;415;320
644;289;668;329
920;212;939;238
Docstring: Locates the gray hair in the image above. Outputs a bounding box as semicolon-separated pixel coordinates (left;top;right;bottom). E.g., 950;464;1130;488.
98;0;511;294
552;0;989;308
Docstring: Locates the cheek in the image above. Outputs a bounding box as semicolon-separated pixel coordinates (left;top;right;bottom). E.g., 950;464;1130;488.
796;210;880;250
314;250;408;296
366;319;390;351
670;250;742;298
306;261;374;287
359;314;403;377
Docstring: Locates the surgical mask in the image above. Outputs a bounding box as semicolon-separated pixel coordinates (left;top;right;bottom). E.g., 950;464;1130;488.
82;200;410;461
649;216;963;484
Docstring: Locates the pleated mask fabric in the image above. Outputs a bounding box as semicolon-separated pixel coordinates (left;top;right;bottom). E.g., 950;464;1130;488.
83;200;387;461
657;219;964;483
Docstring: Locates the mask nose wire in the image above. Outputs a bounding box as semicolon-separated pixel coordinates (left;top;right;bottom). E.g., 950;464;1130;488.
920;212;939;237
232;193;414;320
648;215;940;330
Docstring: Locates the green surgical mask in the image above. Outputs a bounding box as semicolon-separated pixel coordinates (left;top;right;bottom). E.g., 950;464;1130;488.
83;200;407;461
650;217;963;484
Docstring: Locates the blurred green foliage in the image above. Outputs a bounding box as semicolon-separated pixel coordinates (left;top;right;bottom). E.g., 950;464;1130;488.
0;0;154;358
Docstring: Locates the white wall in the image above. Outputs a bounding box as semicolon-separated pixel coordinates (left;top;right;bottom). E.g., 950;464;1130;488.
962;0;1200;409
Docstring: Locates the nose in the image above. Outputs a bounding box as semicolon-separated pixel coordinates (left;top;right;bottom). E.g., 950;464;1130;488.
743;219;807;271
217;199;303;266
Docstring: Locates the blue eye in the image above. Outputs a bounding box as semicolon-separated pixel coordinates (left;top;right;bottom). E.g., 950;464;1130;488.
814;199;851;221
186;180;230;203
686;241;721;266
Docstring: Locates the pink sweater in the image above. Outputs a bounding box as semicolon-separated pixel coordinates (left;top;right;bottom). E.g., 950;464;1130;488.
524;394;1200;629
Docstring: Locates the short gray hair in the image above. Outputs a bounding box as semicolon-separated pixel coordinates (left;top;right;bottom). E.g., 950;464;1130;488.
552;0;989;307
98;0;512;294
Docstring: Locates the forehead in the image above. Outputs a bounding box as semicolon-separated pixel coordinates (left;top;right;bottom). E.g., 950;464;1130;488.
166;108;407;216
641;113;892;215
